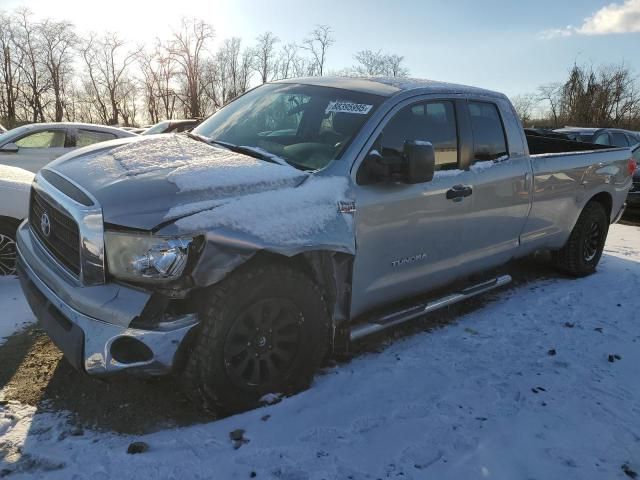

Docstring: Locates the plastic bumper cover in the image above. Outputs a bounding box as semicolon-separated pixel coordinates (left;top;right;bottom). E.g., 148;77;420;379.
16;222;198;376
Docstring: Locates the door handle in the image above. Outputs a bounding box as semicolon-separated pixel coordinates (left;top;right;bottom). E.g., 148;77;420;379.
446;184;473;200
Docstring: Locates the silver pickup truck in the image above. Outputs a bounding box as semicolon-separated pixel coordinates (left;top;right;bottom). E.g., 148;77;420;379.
16;77;633;410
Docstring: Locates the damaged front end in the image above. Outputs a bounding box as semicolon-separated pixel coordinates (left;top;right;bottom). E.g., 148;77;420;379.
18;158;357;377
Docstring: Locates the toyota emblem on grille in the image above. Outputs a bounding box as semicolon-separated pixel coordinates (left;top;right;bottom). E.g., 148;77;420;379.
40;212;51;237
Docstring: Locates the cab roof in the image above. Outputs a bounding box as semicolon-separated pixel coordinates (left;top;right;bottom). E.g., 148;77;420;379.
274;76;507;99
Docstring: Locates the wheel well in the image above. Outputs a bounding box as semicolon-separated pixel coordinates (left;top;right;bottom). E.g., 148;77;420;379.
0;216;22;230
228;250;354;353
587;192;612;219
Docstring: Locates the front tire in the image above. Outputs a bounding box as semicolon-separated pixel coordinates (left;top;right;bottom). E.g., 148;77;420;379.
553;201;609;277
185;263;330;412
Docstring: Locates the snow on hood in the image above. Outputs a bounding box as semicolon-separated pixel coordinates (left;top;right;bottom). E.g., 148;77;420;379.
0;165;34;191
49;134;312;229
175;176;350;245
84;134;305;194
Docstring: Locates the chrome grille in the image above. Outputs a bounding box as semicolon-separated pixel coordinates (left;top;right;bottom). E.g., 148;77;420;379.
30;188;81;275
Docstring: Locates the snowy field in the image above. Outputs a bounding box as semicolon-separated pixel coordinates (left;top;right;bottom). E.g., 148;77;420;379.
1;224;639;479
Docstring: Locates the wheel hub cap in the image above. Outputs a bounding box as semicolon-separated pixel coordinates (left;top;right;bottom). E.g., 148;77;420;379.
583;222;601;262
0;233;17;276
223;298;302;388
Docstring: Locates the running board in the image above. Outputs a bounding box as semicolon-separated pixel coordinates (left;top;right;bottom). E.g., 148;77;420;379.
350;274;512;341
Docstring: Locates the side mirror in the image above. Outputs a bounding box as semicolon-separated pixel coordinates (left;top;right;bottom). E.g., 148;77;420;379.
0;142;18;153
359;149;405;184
403;141;435;184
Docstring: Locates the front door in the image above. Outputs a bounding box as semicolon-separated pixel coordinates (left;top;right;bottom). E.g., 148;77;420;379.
350;99;475;318
1;129;70;172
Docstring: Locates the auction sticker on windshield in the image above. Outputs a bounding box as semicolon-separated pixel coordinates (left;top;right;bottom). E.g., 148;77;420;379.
325;101;373;115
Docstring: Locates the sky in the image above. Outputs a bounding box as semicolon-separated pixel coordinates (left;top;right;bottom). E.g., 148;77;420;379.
1;0;639;98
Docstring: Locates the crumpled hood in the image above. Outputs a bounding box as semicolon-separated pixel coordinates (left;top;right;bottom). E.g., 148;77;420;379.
46;134;308;230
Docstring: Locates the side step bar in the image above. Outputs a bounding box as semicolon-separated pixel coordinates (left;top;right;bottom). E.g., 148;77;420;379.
350;274;512;341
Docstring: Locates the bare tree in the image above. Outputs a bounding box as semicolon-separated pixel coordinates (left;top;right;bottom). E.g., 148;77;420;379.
351;50;409;77
276;43;299;80
40;18;77;121
0;11;20;127
253;31;279;84
537;83;563;128
138;41;179;123
80;33;140;125
13;8;48;123
511;93;538;126
385;54;409;78
302;25;334;76
168;18;214;118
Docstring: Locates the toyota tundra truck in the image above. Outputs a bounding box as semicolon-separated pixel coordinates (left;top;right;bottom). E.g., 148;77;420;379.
16;77;633;410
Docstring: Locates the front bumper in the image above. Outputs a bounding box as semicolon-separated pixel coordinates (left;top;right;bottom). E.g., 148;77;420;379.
16;222;198;376
625;192;640;211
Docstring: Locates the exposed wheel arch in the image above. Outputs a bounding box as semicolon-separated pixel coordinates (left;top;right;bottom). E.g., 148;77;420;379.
189;248;354;353
588;191;612;220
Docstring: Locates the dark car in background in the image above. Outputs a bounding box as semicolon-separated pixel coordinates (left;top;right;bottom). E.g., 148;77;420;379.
554;127;639;147
142;119;202;135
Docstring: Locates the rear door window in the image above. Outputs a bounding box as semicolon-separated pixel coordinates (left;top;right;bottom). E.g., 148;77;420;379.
15;130;66;148
610;132;629;147
77;129;117;148
468;101;508;160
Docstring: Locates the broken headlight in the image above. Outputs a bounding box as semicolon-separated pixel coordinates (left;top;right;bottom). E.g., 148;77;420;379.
105;232;198;282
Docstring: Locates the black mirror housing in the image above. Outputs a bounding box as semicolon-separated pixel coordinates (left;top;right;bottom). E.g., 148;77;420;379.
403;141;435;184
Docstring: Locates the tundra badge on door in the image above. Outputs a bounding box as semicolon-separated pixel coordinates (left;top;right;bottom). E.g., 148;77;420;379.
391;253;428;267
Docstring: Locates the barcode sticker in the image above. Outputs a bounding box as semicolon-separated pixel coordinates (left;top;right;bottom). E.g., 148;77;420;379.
325;101;373;115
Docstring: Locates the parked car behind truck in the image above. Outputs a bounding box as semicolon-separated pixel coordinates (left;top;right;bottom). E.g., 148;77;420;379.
0;122;137;173
16;77;633;411
554;127;639;147
0;165;33;275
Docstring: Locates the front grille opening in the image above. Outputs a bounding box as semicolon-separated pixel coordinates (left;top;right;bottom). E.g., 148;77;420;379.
30;189;81;275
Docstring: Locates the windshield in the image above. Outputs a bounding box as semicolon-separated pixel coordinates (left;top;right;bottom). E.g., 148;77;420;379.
142;121;171;135
193;83;384;170
563;132;594;143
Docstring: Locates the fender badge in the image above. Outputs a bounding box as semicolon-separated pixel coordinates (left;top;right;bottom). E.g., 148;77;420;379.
338;201;356;214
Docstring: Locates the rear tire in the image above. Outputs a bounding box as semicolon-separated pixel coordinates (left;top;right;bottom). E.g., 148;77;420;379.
184;263;330;413
553;201;608;277
0;219;19;276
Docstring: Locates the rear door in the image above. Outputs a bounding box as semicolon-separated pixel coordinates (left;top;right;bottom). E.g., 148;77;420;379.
350;97;475;318
459;99;531;267
75;128;118;148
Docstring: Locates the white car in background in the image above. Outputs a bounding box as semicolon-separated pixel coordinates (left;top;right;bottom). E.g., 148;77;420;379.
0;122;136;173
0;165;33;275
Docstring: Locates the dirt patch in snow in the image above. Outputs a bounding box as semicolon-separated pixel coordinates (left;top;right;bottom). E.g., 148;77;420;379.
0;329;212;434
0;258;556;435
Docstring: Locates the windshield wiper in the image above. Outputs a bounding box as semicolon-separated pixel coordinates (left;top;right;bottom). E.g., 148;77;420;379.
185;131;299;168
184;131;210;144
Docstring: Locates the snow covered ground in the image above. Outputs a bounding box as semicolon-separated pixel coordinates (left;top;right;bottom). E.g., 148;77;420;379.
0;277;34;347
1;224;639;479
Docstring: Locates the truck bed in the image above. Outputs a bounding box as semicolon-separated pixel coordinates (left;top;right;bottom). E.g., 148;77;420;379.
525;134;613;156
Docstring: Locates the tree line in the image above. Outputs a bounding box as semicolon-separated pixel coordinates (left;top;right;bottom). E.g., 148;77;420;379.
512;63;640;130
0;9;410;128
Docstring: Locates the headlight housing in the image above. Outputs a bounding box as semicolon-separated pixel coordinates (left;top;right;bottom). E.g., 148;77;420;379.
105;232;198;282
